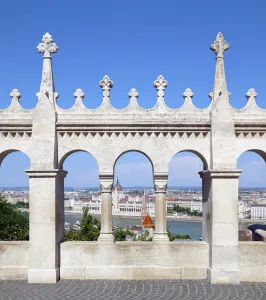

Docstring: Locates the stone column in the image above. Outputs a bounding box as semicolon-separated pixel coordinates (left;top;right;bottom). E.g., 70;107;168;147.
56;170;68;243
153;173;169;243
201;169;242;284
25;169;67;283
98;173;114;244
199;171;211;243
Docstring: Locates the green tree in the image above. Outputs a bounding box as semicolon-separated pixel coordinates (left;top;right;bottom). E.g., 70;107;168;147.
0;196;29;241
113;227;134;242
65;207;101;241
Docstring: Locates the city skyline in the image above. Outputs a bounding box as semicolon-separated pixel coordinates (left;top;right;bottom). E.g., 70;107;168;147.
0;150;265;188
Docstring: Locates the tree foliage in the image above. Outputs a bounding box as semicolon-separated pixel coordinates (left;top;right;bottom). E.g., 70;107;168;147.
113;227;134;242
167;228;190;241
0;196;29;241
65;207;101;241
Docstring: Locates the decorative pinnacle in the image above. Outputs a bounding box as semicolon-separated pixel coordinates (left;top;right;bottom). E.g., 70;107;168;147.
182;88;194;99
246;88;257;100
10;89;21;100
128;88;139;99
210;32;229;58
99;75;113;98
37;32;58;58
154;75;168;98
74;88;85;99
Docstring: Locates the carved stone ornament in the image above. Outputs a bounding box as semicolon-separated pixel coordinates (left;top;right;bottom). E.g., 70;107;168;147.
100;183;113;193
154;75;168;98
37;32;58;58
245;88;257;100
99;75;113;98
210;32;229;58
74;88;85;99
208;92;213;101
154;184;167;194
128;88;139;99
182;88;194;100
10;89;21;102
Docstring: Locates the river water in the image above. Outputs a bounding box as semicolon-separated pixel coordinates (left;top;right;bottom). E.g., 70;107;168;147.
65;214;202;240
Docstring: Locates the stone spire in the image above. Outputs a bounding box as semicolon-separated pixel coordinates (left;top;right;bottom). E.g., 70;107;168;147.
37;32;58;102
210;32;236;169
210;32;230;102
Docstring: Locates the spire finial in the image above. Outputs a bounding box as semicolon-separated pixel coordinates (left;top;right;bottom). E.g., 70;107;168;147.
210;32;229;58
37;32;58;58
245;88;257;100
99;75;113;103
154;75;168;99
10;89;21;101
128;88;139;99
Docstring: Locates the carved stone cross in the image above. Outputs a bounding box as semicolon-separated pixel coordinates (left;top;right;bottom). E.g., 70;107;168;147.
10;89;21;101
210;32;229;58
99;75;113;98
154;75;168;98
245;88;257;100
182;88;194;100
74;88;85;99
128;88;139;99
37;32;58;58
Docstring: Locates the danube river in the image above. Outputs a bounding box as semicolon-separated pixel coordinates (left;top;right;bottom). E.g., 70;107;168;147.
65;214;202;240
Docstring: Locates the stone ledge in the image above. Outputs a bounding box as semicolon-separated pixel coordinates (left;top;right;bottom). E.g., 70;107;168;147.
61;266;207;280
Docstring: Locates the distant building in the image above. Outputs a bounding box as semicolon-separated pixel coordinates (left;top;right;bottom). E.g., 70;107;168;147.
251;205;266;219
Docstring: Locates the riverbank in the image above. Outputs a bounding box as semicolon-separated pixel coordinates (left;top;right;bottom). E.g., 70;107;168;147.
65;211;202;222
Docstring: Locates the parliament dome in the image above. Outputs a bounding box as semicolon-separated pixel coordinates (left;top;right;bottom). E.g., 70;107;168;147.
113;178;122;192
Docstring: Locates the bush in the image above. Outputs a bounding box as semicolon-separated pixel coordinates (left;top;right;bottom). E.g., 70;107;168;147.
167;228;190;241
65;207;101;241
113;227;134;242
0;196;29;241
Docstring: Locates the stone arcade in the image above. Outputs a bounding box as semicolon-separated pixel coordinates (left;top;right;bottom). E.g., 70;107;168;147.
1;32;266;284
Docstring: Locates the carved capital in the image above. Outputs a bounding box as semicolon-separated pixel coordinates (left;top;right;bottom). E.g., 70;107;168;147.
100;183;113;193
37;32;58;58
154;75;168;98
99;173;114;193
154;173;168;194
210;32;229;58
154;183;167;194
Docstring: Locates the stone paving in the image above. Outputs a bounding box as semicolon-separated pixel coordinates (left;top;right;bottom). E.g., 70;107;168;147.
1;280;266;300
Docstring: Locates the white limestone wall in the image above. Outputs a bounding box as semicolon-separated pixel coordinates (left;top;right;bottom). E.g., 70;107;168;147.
1;241;266;282
60;241;209;280
239;242;266;282
0;241;29;280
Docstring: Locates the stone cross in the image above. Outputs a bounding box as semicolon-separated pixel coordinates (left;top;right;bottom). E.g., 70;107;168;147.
210;32;229;58
154;75;168;99
10;89;21;102
182;88;194;101
99;75;113;100
37;32;58;58
245;88;257;101
128;88;139;99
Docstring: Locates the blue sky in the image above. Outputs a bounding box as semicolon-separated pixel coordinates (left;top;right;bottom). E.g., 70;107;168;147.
0;1;266;188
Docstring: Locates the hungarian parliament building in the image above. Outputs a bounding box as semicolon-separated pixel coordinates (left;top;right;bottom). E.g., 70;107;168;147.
64;179;156;217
